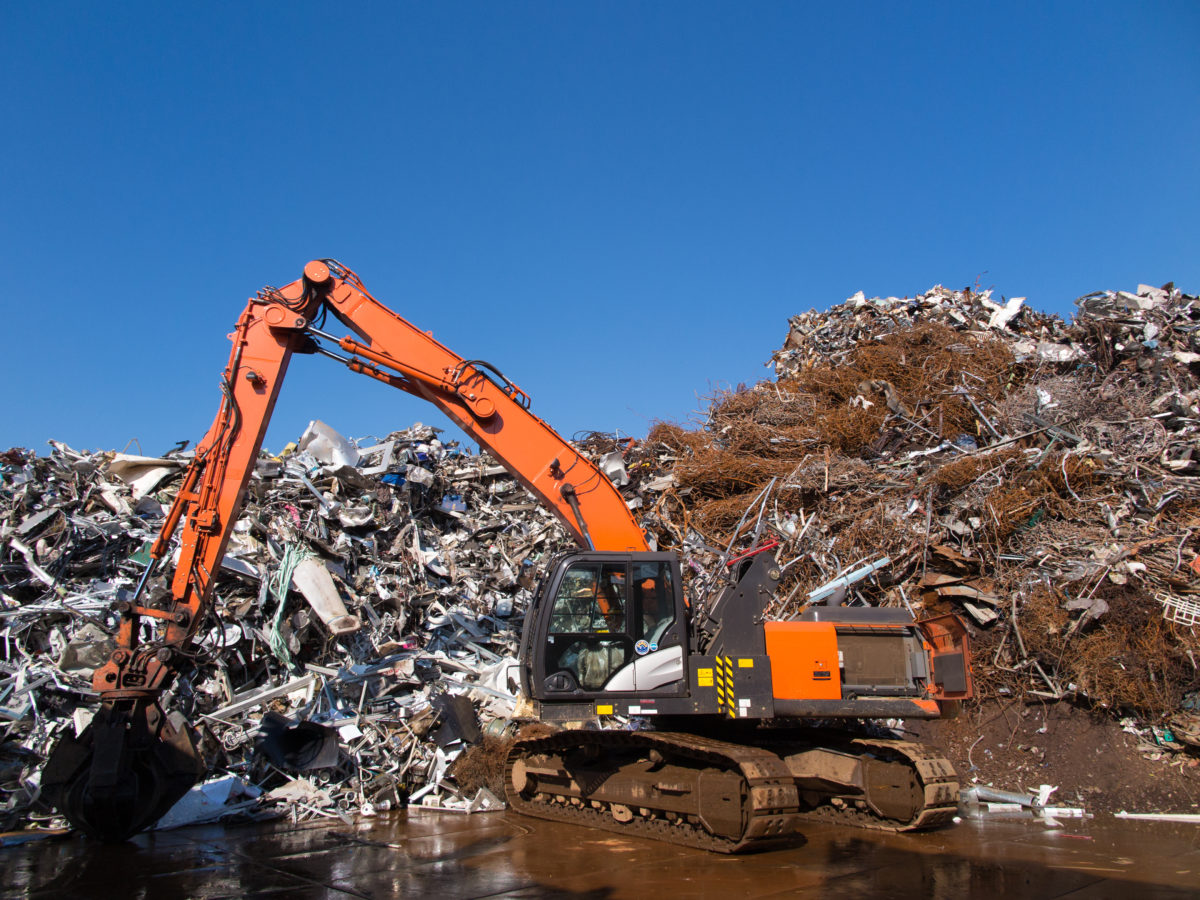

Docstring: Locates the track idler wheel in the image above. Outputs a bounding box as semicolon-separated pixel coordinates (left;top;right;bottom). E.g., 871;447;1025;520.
41;698;204;842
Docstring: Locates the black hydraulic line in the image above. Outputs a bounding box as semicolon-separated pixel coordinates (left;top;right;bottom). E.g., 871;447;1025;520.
559;483;595;551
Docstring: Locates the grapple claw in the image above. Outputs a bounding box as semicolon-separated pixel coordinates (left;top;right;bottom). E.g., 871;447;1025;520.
41;698;204;842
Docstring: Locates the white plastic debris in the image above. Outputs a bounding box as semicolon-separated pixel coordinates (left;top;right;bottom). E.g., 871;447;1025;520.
154;776;263;830
297;419;361;468
291;557;362;636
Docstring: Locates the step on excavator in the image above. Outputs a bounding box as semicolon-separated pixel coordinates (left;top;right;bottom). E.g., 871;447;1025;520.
42;261;973;849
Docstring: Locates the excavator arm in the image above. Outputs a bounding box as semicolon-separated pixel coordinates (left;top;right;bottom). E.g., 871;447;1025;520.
310;260;645;552
42;260;646;840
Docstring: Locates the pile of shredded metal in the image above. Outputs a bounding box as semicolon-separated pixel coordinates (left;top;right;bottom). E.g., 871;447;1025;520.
0;424;577;832
2;281;1198;835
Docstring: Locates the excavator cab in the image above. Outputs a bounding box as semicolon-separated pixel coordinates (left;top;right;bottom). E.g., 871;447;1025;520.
521;552;689;716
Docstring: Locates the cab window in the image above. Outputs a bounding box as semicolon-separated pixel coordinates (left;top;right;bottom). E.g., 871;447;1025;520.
549;562;626;634
545;562;629;690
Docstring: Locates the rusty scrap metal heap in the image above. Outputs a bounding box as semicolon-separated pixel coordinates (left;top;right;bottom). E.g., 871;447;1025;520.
652;282;1199;745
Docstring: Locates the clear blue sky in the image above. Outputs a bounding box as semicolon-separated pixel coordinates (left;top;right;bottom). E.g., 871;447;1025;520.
4;3;1197;456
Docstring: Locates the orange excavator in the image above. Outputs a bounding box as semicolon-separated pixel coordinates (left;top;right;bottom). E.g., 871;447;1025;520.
42;261;972;850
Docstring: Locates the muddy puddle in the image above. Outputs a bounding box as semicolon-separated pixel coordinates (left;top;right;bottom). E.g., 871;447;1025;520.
3;809;1198;898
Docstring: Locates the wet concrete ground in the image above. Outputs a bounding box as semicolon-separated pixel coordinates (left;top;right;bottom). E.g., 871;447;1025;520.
3;809;1198;899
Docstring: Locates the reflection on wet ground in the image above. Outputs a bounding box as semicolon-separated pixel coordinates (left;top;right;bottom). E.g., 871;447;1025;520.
3;809;1198;899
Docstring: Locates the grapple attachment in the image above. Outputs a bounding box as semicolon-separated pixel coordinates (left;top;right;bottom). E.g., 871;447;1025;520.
41;698;204;842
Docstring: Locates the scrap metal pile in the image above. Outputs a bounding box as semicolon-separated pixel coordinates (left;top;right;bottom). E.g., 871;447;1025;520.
3;279;1198;835
0;422;579;832
650;281;1199;744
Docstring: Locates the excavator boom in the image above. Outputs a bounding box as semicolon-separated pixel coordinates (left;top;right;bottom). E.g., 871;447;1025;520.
311;261;645;552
